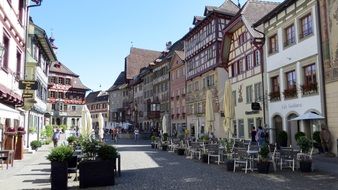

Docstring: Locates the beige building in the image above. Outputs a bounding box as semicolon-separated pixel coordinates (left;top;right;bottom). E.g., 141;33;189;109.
222;1;278;139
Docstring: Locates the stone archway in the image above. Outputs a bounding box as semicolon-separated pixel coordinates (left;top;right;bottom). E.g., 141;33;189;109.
287;113;299;147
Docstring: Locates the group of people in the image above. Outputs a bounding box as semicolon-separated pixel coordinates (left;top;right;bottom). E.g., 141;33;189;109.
251;126;267;146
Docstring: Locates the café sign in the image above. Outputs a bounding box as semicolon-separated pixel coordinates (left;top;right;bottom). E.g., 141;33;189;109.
19;80;38;90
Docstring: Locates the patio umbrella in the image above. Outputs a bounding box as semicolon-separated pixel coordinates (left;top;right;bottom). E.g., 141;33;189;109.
289;112;325;121
223;80;234;139
98;113;104;140
162;114;167;134
86;107;93;137
80;106;88;136
205;89;214;135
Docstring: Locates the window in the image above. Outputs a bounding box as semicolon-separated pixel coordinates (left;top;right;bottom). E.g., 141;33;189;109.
231;62;238;77
284;24;296;46
300;14;313;39
50;77;56;83
65;78;71;85
72;106;76;111
203;75;214;87
271;76;279;92
254;50;261;66
238;119;244;138
63;105;67;111
58;77;64;84
246;85;253;103
238;59;244;74
2;34;9;70
16;51;21;80
233;120;237;138
303;64;316;85
256;117;262;128
286;70;296;89
268;34;278;54
50;91;56;98
248;118;254;137
232;91;236;106
246;54;253;70
52;104;56;110
238;32;247;46
254;82;262;102
58;92;64;99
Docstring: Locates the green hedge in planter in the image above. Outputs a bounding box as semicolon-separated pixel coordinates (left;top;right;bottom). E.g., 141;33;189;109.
47;146;74;162
30;140;42;150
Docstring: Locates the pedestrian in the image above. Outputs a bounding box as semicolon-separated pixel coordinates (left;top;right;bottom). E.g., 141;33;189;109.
52;128;61;147
251;126;257;142
134;128;139;142
256;126;265;146
320;123;332;153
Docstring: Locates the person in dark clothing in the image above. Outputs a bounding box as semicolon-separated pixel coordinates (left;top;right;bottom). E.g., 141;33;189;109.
251;127;257;142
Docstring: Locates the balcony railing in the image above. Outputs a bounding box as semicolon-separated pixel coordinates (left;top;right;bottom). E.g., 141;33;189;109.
283;87;297;99
269;91;281;102
301;82;318;96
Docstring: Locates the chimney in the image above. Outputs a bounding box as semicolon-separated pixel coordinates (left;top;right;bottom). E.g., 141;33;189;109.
166;41;172;50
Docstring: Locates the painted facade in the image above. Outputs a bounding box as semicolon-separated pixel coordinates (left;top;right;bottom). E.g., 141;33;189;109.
319;0;338;155
86;91;109;129
0;0;26;146
255;0;324;146
170;50;186;137
184;1;239;139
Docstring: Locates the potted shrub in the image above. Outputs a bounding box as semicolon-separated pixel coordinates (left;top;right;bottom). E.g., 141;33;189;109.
47;145;73;190
30;140;42;151
297;136;312;172
150;135;156;149
257;144;270;174
161;133;168;151
67;136;77;145
79;144;118;188
277;131;288;147
295;131;305;142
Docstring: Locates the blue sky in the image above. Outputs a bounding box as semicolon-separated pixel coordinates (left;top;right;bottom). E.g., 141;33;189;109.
30;0;282;92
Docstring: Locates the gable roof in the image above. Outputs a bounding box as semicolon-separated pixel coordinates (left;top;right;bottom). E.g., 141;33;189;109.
174;50;185;61
49;62;78;77
86;90;108;103
204;0;239;16
125;47;161;80
107;71;126;91
71;77;90;91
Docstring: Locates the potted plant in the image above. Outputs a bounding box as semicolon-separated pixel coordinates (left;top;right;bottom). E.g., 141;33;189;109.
150;135;156;149
47;145;73;190
312;131;323;153
295;131;305;142
161;133;168;151
30;140;42;151
277;131;288;147
67;136;77;145
257;144;270;174
297;136;312;172
177;141;185;155
79;144;118;188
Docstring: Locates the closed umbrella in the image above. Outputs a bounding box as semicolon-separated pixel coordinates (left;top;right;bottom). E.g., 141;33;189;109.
80;106;88;136
98;113;104;141
205;89;214;135
223;80;234;139
162;114;167;134
85;106;93;137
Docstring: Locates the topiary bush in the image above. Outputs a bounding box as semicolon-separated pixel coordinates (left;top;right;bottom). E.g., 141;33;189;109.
30;140;42;150
297;136;312;153
67;136;77;144
277;131;288;147
295;131;306;142
47;145;73;162
97;144;118;160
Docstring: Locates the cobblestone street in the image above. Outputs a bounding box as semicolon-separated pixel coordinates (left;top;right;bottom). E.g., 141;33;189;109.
1;138;338;190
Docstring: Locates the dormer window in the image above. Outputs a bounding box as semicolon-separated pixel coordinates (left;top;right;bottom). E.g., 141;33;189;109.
65;78;71;85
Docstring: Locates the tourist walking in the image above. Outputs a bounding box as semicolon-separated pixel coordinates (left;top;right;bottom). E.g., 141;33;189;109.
134;128;139;142
256;126;265;146
52;128;61;147
251;127;257;142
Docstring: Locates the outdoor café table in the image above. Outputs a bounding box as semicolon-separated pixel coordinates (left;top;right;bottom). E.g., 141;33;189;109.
0;150;14;169
247;150;258;171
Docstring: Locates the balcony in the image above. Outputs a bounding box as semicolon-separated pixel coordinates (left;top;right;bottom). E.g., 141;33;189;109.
301;83;318;96
269;91;280;102
283;87;297;99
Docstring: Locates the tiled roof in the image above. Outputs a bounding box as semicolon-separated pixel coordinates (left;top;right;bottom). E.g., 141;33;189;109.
241;0;280;37
86;91;108;103
71;77;90;90
193;16;205;25
125;47;161;80
107;71;126;91
49;62;78;77
204;0;239;16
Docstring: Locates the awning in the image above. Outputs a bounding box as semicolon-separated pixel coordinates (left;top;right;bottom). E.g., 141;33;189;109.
0;103;20;119
289;112;325;121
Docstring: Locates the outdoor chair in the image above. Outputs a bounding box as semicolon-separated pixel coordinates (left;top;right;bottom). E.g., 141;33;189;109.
280;147;296;171
189;142;201;160
233;148;249;173
68;156;78;180
206;144;220;165
168;139;180;153
0;152;9;169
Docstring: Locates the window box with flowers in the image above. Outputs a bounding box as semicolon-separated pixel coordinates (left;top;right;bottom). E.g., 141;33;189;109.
283;87;298;99
269;91;281;102
301;82;317;96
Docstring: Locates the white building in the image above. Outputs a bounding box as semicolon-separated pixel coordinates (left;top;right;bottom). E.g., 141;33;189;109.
254;0;325;147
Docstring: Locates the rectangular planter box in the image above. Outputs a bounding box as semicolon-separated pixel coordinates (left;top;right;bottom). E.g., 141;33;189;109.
79;159;115;188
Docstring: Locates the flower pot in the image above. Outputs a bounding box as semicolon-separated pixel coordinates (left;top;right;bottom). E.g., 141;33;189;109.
51;161;68;190
177;148;185;155
201;154;208;163
226;160;234;171
257;161;270;174
299;160;312;172
79;159;115;188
